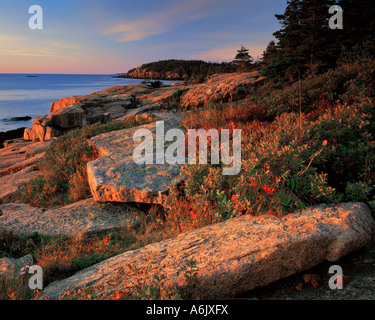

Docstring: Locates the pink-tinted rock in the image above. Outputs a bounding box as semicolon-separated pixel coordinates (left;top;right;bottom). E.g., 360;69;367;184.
0;198;141;236
50;105;87;129
87;113;186;205
24;72;264;142
40;202;374;300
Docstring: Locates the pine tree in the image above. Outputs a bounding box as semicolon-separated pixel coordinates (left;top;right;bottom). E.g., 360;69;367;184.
262;0;340;79
233;45;253;72
299;0;337;72
260;41;284;78
261;41;277;64
273;0;304;78
336;0;375;56
260;0;375;80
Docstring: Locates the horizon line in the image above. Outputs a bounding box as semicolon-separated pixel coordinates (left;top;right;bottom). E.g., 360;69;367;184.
0;72;123;75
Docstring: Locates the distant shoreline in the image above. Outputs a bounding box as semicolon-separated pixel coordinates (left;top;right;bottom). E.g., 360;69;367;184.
0;76;182;140
0;74;150;133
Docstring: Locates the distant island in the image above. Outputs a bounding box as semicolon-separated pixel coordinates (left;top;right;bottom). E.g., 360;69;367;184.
119;59;235;81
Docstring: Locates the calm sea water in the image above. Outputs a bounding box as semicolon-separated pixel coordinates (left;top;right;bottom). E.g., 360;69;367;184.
0;74;177;132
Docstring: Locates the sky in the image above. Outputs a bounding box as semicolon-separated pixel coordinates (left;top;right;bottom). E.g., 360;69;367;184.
0;0;287;74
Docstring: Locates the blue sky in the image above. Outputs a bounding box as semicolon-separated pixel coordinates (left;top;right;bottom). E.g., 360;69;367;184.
0;0;287;74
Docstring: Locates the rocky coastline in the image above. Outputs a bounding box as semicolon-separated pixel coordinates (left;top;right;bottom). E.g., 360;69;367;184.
21;72;263;142
0;71;374;300
119;67;184;80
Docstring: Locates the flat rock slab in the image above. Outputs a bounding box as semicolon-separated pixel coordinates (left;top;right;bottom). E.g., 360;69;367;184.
0;198;142;237
40;202;374;300
0;167;40;203
179;72;259;109
87;113;186;205
0;139;51;175
0;139;51;203
114;105;161;122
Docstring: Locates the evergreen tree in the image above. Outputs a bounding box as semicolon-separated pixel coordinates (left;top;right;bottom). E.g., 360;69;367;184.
260;41;284;78
261;0;375;80
233;45;253;71
299;0;336;71
336;0;375;56
261;41;277;64
261;0;345;79
273;0;305;78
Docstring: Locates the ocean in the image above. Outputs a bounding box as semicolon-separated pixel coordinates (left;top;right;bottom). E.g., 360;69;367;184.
0;74;177;133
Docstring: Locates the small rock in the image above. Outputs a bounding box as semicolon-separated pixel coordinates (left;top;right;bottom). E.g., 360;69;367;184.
10;116;32;121
0;255;34;279
50;105;87;129
296;282;304;292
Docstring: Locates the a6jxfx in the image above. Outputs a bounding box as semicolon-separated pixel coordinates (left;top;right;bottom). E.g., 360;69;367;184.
190;304;228;317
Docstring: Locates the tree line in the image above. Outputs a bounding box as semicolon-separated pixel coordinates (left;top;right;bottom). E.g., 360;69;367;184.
125;59;234;81
260;0;375;80
124;1;374;82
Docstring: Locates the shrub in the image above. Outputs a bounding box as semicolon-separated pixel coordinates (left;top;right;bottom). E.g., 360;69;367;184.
308;102;375;193
19;130;98;207
345;181;371;202
144;80;164;88
166;108;336;222
59;259;201;300
251;57;375;119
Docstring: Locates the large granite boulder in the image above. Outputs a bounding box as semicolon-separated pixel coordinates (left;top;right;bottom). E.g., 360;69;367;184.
40;202;374;300
49;86;144;113
49;104;87;129
24;115;62;142
179;72;260;109
25;87;141;142
87;113;186;205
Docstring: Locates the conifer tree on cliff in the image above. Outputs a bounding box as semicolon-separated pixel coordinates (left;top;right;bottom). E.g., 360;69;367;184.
263;0;336;80
261;0;375;80
233;45;253;72
272;0;304;79
337;0;375;57
298;0;337;71
260;40;283;79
